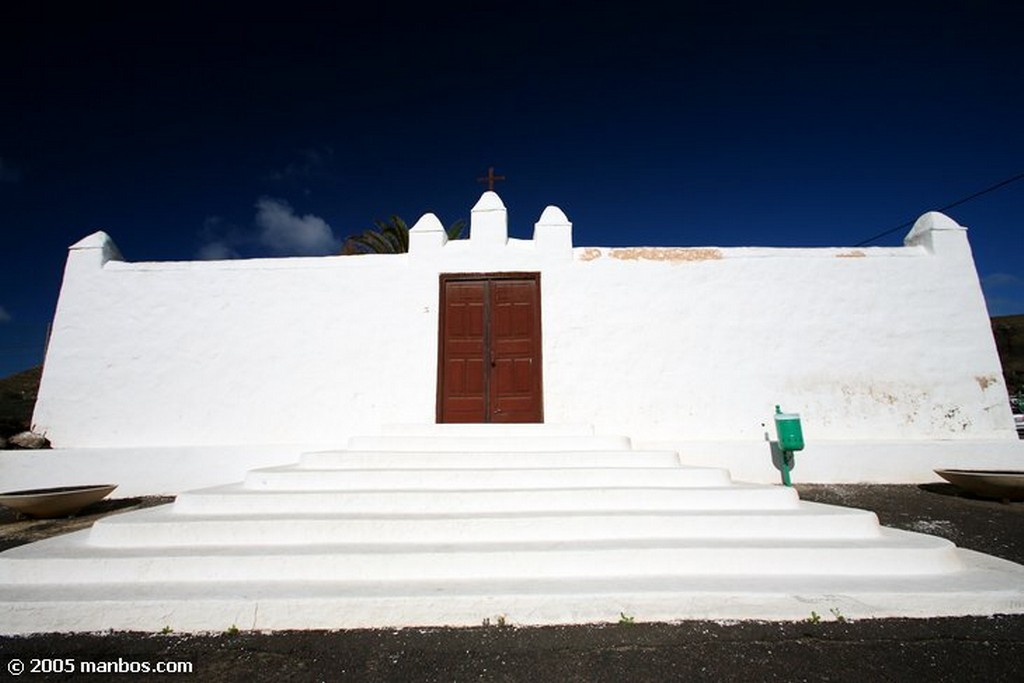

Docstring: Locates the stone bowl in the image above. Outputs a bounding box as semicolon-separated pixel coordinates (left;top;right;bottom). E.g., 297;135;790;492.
0;484;118;518
934;469;1024;502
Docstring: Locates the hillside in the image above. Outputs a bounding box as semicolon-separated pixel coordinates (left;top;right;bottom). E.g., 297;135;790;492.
992;314;1024;396
0;366;41;439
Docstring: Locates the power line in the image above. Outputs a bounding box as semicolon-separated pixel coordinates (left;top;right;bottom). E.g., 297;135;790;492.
854;171;1024;247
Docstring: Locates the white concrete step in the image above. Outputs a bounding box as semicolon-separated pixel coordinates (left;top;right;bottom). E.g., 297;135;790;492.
347;434;632;452
243;465;732;490
87;502;883;548
0;528;963;585
299;449;682;469
380;423;596;437
5;553;1023;634
4;425;1024;633
173;482;801;515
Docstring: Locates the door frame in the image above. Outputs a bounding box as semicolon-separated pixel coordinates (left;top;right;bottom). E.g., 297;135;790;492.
435;272;544;423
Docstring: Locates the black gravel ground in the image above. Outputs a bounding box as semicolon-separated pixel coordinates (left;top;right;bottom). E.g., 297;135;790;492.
1;484;1023;682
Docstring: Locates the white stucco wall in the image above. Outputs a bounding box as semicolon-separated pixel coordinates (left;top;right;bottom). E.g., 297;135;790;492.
29;193;1018;466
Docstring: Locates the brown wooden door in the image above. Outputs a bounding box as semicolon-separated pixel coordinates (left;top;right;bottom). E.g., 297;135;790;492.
438;274;543;423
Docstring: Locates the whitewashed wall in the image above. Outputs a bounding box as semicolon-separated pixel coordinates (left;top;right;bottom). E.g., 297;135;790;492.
31;192;1018;457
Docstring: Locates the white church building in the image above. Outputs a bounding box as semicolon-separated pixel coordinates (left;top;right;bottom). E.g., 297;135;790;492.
3;191;1024;633
8;191;1022;494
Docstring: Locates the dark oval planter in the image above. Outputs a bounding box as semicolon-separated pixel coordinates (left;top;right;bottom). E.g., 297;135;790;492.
934;469;1024;502
0;484;117;518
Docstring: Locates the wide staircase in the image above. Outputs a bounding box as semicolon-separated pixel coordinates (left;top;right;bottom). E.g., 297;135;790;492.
2;424;1023;633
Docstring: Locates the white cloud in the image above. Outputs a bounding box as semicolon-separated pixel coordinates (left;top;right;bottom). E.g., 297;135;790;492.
255;197;339;255
0;158;21;183
983;272;1023;288
196;201;340;259
0;306;11;322
197;241;240;260
195;216;245;260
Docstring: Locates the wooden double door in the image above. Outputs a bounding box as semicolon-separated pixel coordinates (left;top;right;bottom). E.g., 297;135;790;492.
437;273;543;423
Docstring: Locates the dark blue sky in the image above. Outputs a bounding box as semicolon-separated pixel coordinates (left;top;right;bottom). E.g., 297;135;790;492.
2;2;1022;377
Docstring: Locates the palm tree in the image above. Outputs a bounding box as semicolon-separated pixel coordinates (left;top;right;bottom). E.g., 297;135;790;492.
341;216;466;255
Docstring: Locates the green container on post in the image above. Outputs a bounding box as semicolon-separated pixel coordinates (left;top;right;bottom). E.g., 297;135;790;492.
773;405;804;487
774;405;804;452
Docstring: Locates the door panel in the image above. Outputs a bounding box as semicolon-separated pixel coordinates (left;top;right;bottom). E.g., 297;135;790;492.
440;281;488;423
438;275;542;423
489;279;541;423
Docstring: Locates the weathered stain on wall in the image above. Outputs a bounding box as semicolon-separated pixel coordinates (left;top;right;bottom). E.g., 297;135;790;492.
836;383;930;428
975;375;999;390
935;405;972;433
608;247;723;262
832;380;1002;434
578;248;602;262
836;250;866;258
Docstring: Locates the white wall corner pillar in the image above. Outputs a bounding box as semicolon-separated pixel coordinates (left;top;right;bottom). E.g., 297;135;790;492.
67;231;124;270
904;211;970;256
408;213;448;254
533;205;573;256
34;231;125;443
470;191;508;247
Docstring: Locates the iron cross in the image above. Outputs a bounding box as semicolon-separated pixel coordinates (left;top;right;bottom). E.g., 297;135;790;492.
476;166;506;191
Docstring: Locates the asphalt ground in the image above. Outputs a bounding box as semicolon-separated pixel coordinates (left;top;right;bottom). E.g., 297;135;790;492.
1;483;1023;682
